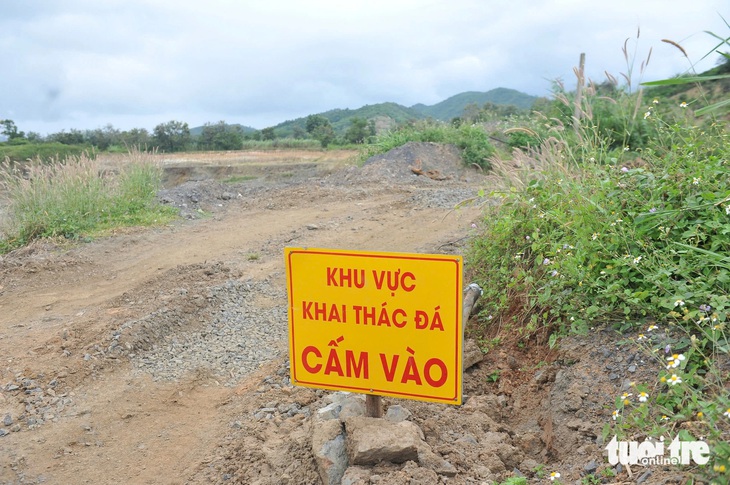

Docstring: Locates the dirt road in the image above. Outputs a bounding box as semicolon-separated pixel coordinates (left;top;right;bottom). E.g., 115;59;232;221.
0;147;484;484
3;146;693;485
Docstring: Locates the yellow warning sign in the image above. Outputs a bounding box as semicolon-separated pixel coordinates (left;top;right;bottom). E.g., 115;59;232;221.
285;247;463;405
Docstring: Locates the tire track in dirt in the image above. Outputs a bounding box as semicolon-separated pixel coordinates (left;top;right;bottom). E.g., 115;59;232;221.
0;176;482;484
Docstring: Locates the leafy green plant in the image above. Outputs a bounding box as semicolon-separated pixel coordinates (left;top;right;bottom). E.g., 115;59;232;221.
581;474;601;485
494;477;527;485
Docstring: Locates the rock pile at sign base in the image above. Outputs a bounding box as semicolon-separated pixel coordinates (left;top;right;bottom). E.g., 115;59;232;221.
309;392;459;485
308;340;487;484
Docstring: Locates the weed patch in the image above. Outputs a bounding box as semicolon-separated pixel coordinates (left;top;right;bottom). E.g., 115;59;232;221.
0;150;176;253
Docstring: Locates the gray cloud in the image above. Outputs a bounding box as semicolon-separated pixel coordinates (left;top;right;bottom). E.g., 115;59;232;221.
1;0;727;134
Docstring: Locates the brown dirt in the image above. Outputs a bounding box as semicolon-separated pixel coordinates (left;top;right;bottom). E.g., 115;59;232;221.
0;145;703;484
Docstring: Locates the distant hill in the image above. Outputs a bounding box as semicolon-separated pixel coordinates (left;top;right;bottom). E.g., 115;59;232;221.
273;102;423;138
271;88;537;137
189;123;257;137
410;88;538;120
644;58;730;101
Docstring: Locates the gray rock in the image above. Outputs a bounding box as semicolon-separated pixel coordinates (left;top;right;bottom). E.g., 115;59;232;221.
338;396;366;421
463;338;484;369
220;192;234;200
345;416;423;465
636;470;652;484
311;419;348;485
3;414;12;426
317;401;342;421
583;459;598;473
0;429;8;437
384;405;412;423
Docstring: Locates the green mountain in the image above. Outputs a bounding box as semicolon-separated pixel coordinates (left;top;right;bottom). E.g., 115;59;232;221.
272;102;423;137
270;88;537;137
410;88;538;120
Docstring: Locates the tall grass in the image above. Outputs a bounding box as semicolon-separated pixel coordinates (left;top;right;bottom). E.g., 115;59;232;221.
0;150;176;252
468;30;730;482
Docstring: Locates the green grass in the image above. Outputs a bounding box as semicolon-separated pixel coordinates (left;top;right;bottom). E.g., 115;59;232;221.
0;142;92;163
468;31;730;482
239;139;322;150
0;150;177;253
223;175;257;184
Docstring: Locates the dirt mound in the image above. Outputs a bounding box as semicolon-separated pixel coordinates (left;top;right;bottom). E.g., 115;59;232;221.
329;142;483;187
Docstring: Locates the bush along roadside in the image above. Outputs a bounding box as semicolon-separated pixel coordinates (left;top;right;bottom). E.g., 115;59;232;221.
468;103;730;482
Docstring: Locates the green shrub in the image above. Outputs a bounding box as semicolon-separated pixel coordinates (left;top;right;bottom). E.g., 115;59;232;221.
470;117;730;339
468;98;730;484
362;120;494;169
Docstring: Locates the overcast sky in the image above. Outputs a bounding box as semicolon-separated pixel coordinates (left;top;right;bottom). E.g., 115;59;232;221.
1;1;727;135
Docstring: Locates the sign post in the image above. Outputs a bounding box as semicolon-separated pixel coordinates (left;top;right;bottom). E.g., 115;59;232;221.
285;247;464;406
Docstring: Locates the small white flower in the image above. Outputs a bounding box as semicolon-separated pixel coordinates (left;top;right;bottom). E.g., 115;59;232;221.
621;166;629;173
543;258;551;265
638;391;649;402
644;111;651;119
549;471;561;481
725;205;730;215
551;270;559;277
674;300;685;307
592;233;599;240
653;98;659;104
612;409;620;420
692;177;701;185
633;256;642;264
680;101;688;108
723;408;730;418
647;325;658;331
668;374;682;385
666;353;685;368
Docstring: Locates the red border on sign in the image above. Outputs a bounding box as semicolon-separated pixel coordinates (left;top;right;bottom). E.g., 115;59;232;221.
287;249;462;403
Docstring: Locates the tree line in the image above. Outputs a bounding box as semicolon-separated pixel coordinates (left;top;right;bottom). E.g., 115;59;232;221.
0;115;377;153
